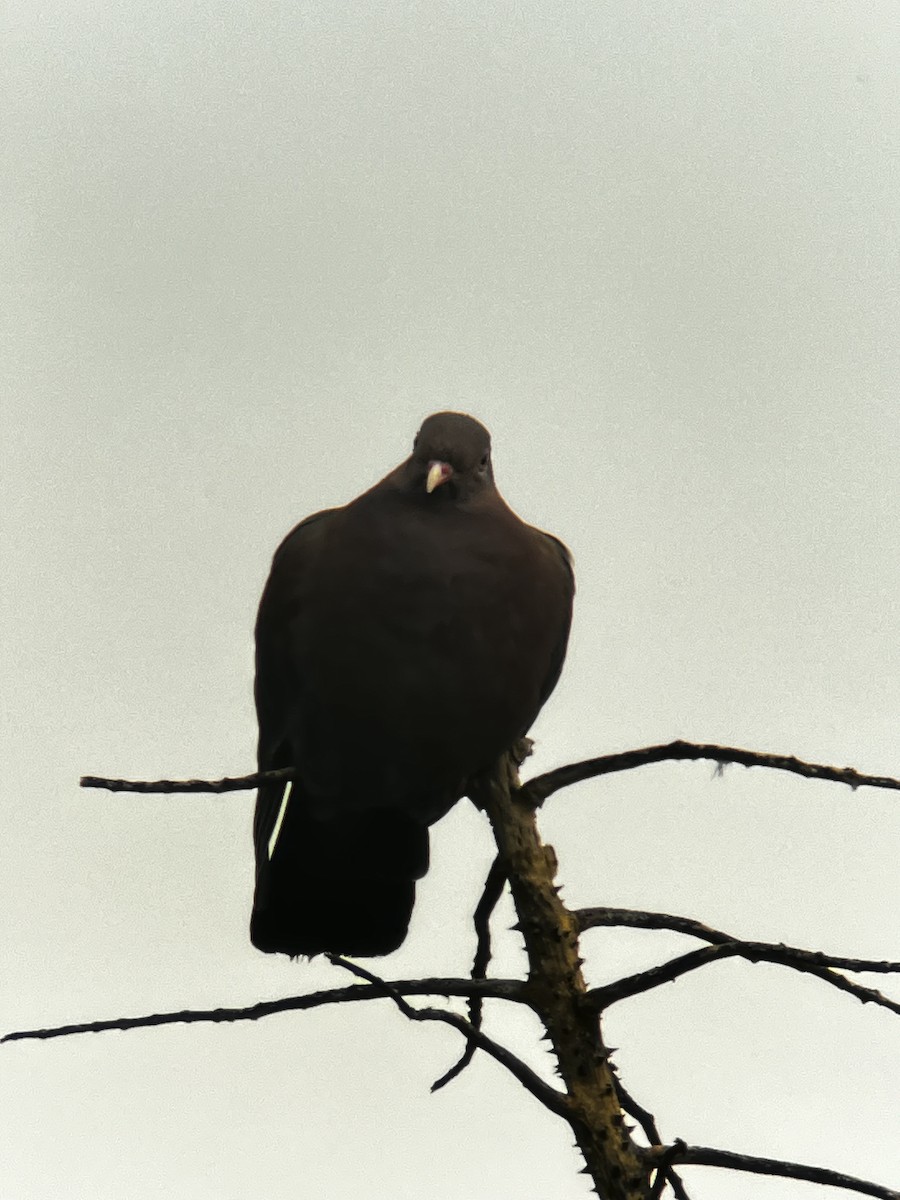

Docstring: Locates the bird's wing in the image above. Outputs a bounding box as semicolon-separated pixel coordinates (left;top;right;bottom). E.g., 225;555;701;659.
252;507;338;871
533;529;575;712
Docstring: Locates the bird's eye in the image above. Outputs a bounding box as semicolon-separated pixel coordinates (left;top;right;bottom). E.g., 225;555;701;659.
479;453;489;468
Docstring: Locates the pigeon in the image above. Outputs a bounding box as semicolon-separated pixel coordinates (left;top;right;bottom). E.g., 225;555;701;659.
251;411;573;956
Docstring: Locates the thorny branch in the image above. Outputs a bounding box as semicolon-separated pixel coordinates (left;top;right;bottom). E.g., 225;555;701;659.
47;744;900;1198
471;755;648;1200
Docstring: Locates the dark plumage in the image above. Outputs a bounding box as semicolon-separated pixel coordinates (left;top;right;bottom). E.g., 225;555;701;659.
251;412;574;957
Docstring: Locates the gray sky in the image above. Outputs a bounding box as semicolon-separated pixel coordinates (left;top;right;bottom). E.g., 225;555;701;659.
3;3;899;1197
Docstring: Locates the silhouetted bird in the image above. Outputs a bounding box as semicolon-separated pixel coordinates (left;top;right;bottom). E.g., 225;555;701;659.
251;412;573;957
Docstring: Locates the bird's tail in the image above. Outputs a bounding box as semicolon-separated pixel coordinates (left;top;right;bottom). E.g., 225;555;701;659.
251;780;430;957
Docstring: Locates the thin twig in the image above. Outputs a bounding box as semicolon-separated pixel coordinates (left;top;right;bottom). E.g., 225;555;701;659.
576;907;900;974
325;956;571;1120
2;978;525;1044
615;1082;691;1200
432;854;508;1092
589;943;900;1017
522;740;900;806
655;1142;900;1200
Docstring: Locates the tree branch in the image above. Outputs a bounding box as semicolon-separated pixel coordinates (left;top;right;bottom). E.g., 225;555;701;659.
614;1080;691;1200
72;745;900;1199
79;768;293;794
589;942;900;1017
473;754;649;1200
80;742;900;805
432;853;508;1092
577;907;900;974
2;978;525;1044
654;1142;900;1200
522;740;900;806
325;956;571;1121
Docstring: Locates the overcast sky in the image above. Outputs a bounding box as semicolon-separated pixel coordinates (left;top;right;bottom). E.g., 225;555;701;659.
3;3;900;1198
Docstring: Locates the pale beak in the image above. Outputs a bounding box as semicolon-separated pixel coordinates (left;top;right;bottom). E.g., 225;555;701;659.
426;460;454;494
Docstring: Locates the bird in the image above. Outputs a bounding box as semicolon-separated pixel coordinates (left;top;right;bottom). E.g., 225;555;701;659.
250;411;574;958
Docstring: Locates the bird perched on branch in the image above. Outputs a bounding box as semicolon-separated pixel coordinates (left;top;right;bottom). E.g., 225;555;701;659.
251;412;574;957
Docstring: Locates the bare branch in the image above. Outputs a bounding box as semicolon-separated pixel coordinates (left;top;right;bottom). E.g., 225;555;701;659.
81;741;900;803
325;956;571;1121
614;1081;691;1200
648;1140;690;1200
432;853;508;1092
656;1142;900;1200
73;745;900;1198
577;907;900;974
589;943;900;1018
523;740;900;806
79;768;293;794
2;978;525;1045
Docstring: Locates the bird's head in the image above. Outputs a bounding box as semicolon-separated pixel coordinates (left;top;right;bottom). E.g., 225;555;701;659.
404;411;494;503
